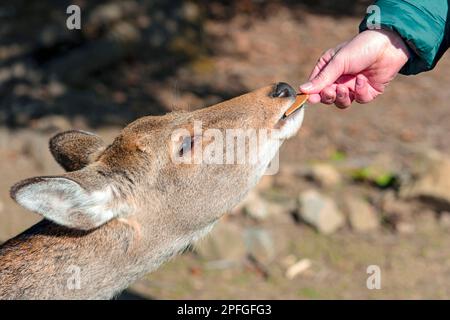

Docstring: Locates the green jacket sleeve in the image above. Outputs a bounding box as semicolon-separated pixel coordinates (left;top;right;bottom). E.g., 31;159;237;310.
359;0;450;75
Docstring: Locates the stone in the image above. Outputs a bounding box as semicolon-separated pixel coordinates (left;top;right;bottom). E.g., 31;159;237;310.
308;163;341;188
281;255;298;268
415;210;438;232
194;221;246;262
242;191;269;220
439;212;450;229
345;196;379;232
31;115;71;133
401;157;450;211
20;131;61;173
47;80;66;97
298;190;344;234
396;222;415;234
243;228;275;265
381;191;412;217
379;191;414;232
273;164;302;189
266;202;291;216
285;259;312;280
255;175;274;191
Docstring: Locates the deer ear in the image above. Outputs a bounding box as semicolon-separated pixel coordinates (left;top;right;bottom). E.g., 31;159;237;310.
49;130;105;172
10;175;119;230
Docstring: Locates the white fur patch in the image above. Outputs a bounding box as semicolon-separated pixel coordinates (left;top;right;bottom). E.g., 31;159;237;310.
274;107;305;140
14;178;122;230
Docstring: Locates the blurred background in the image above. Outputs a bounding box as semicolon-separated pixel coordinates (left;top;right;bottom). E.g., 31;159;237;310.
1;0;450;299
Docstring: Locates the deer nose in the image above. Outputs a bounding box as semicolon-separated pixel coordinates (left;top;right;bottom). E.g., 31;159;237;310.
271;82;296;98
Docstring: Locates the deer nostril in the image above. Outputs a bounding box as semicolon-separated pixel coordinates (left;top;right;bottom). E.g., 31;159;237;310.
271;82;296;98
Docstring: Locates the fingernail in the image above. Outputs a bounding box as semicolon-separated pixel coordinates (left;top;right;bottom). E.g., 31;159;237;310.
300;82;313;91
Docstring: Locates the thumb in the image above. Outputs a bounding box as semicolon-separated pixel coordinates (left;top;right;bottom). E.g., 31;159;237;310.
300;56;344;94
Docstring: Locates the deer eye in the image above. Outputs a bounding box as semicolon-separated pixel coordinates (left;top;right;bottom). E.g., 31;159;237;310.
179;136;195;157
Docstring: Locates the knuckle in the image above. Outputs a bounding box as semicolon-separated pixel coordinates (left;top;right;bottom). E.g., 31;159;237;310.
335;96;351;109
335;102;351;109
322;98;334;105
355;97;370;104
321;91;332;99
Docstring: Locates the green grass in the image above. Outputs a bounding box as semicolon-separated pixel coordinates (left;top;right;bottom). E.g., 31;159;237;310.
297;287;322;299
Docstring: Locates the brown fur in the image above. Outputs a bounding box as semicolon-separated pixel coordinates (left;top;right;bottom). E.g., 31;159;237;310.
0;83;303;299
49;130;105;172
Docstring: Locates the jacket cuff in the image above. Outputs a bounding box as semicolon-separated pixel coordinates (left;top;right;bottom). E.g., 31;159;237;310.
359;0;447;75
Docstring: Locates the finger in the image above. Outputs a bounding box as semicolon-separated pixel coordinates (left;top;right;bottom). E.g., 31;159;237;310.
320;85;337;105
308;42;348;81
354;75;372;104
300;54;345;94
335;85;352;109
300;48;339;94
308;48;336;80
308;93;321;104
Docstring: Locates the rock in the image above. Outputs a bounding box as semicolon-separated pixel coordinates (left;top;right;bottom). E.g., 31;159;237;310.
345;196;379;232
439;212;450;229
229;203;244;216
379;191;415;232
266;202;292;217
243;228;275;266
273;164;302;189
281;255;298;268
46;80;66;98
255;175;274;191
415;210;438;232
400;157;450;211
381;191;413;217
307;163;341;188
242;191;269;220
403;146;443;175
396;222;415;234
285;259;312;280
31;115;71;133
298;190;344;234
20;131;61;173
194;221;246;262
182;2;201;23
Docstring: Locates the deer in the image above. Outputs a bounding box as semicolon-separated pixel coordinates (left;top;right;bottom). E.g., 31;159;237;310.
0;83;305;299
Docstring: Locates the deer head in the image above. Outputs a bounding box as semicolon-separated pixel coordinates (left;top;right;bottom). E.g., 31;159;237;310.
2;82;306;299
10;82;304;236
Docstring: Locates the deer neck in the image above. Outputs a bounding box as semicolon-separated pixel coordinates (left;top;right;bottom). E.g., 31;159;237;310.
0;203;213;300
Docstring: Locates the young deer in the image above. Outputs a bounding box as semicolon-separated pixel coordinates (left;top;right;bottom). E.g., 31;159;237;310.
0;83;305;299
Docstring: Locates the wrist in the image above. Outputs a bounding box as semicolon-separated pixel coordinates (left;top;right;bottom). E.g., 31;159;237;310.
380;29;411;58
362;29;411;63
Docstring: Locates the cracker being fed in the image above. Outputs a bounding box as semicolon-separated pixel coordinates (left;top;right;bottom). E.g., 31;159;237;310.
284;94;309;117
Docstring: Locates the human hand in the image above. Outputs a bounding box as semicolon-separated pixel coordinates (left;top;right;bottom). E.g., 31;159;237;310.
299;29;411;108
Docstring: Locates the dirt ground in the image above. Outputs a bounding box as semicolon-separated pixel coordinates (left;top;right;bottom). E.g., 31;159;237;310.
1;2;450;299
